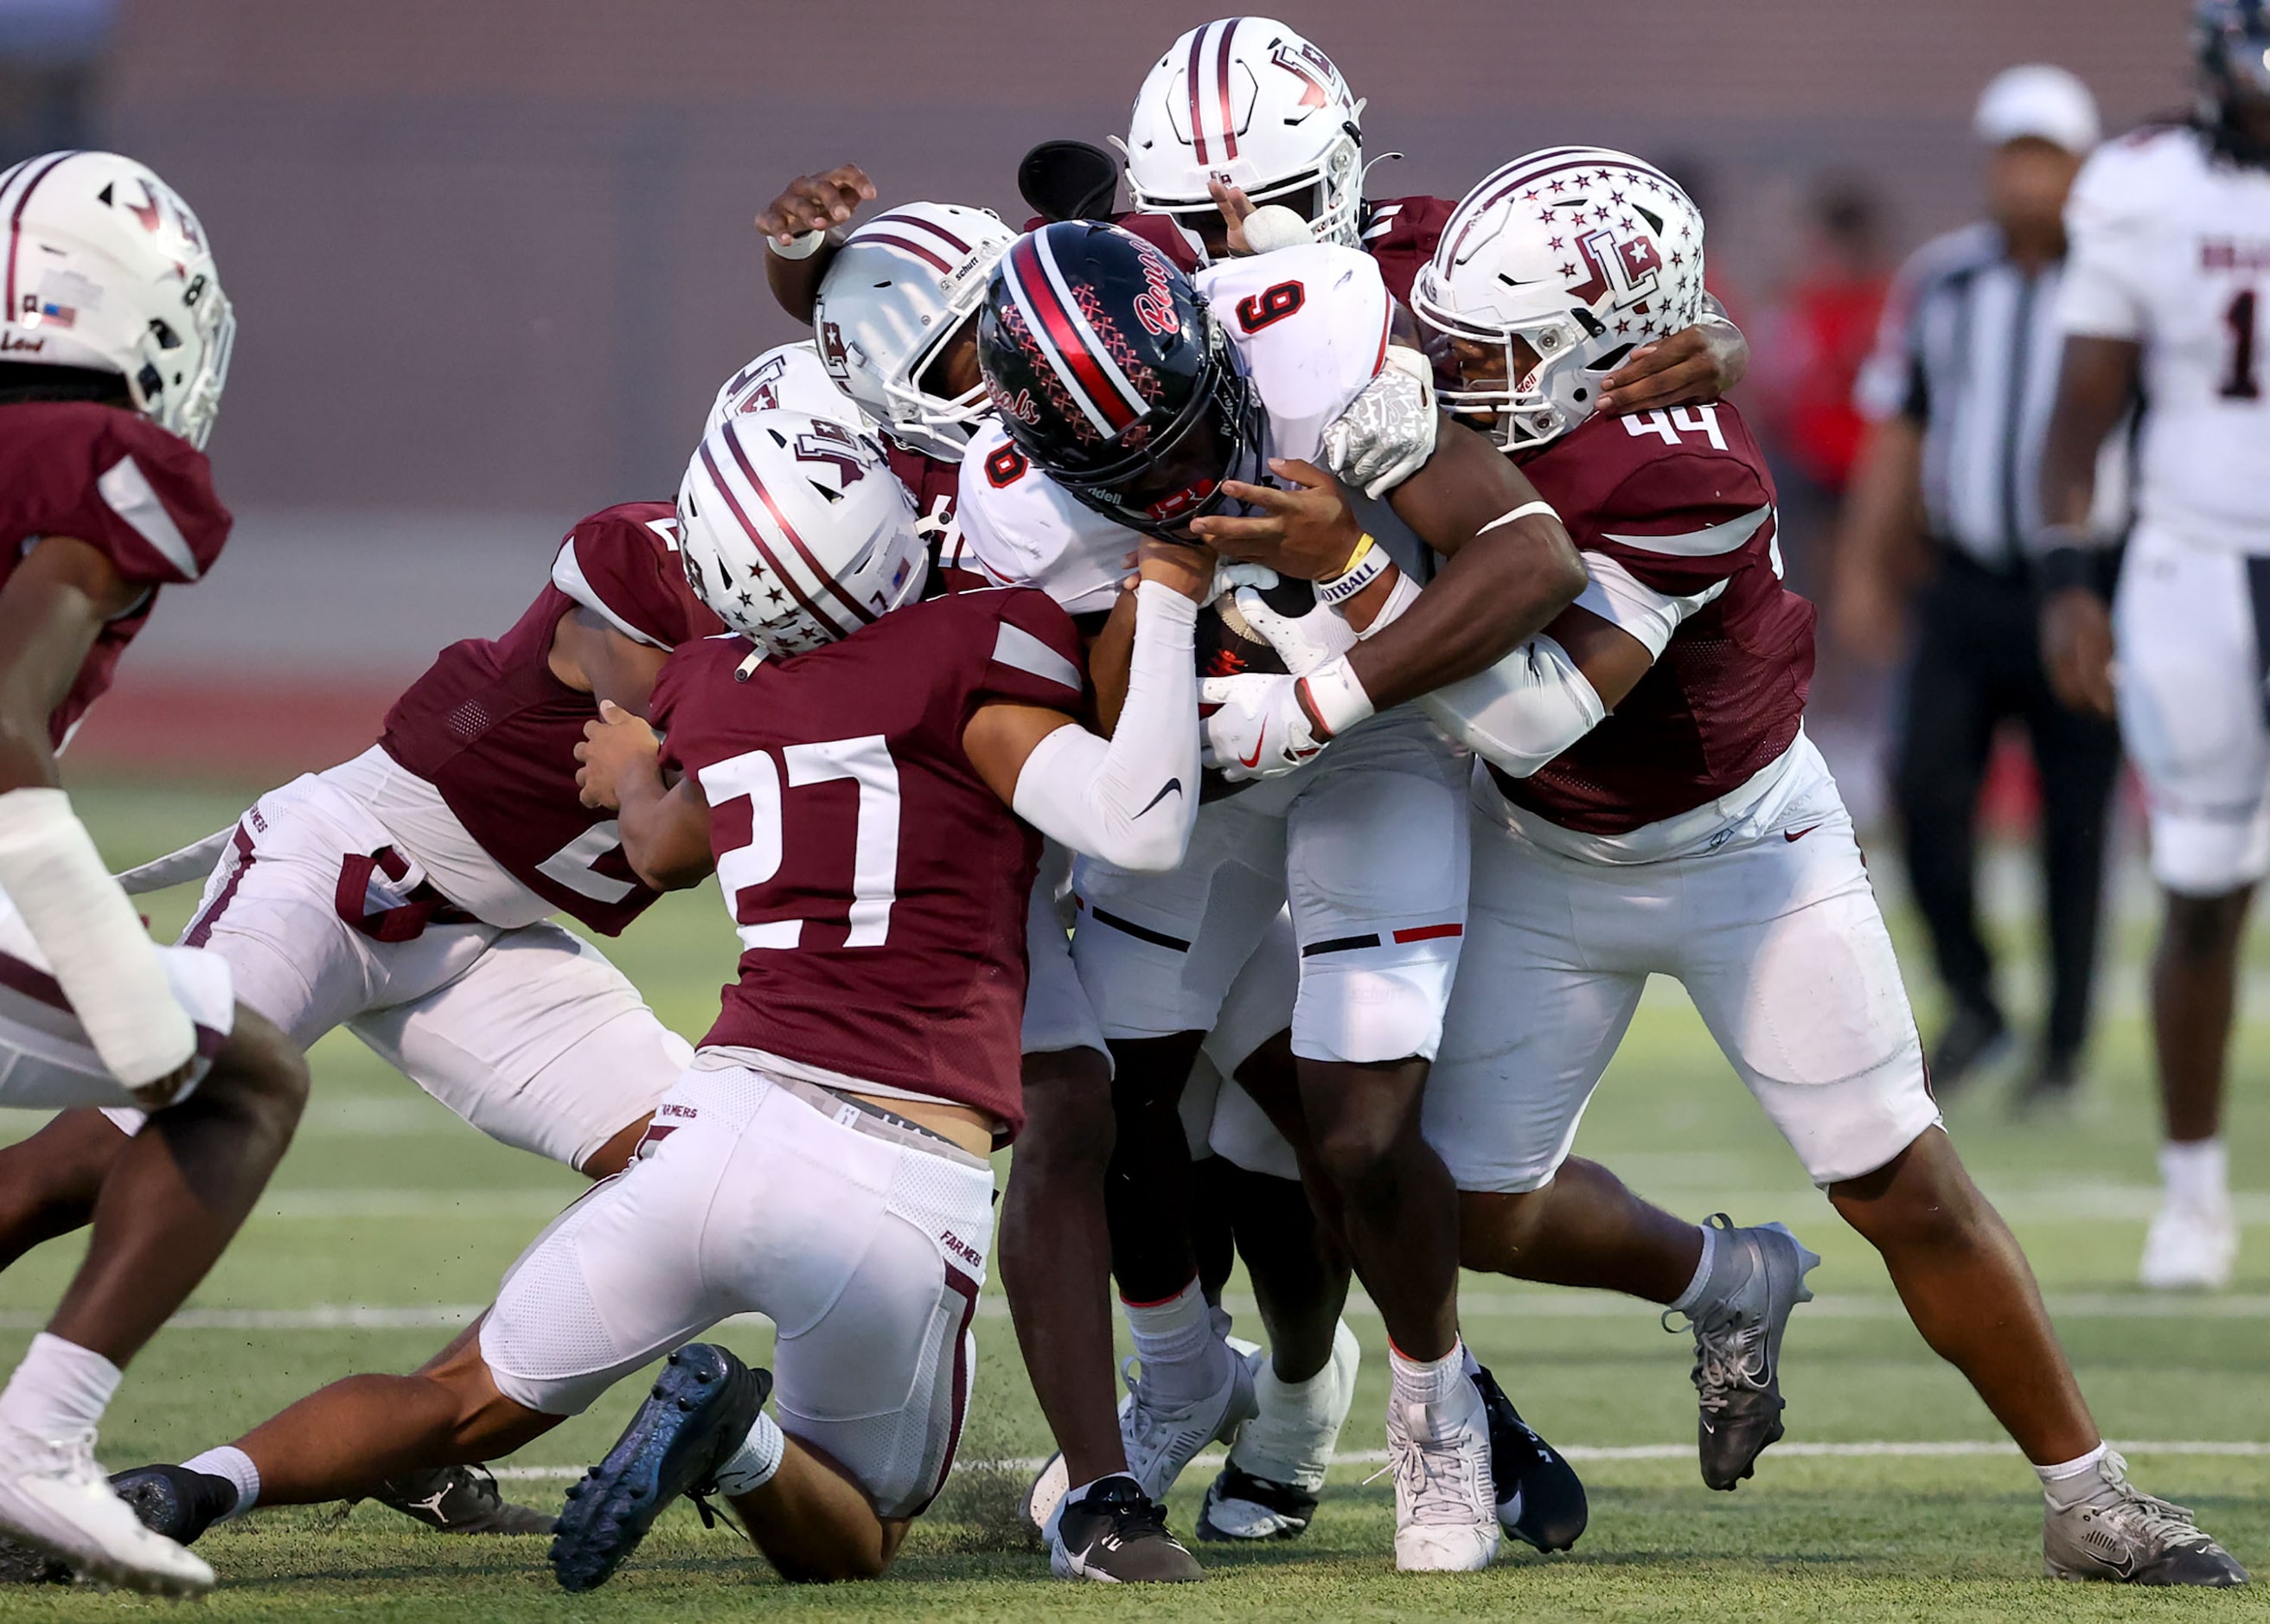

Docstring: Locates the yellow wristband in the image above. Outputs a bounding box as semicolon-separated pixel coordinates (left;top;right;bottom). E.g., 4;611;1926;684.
1328;532;1375;581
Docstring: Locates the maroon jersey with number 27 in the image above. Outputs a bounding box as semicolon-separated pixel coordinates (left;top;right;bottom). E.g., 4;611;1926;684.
654;585;1088;1136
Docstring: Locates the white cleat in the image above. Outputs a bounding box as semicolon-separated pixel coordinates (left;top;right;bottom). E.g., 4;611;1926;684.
0;1423;213;1596
2139;1200;2237;1291
1122;1346;1259;1503
1385;1378;1499;1573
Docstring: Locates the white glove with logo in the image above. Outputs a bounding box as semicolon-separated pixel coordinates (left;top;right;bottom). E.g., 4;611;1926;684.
1320;345;1438;498
1200;672;1326;782
1219;583;1359;676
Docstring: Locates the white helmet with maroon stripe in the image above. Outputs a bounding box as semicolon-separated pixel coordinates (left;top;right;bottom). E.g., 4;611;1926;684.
0;150;233;448
1122;17;1366;248
675;410;928;657
1412;147;1707;451
704;340;860;436
811;202;1016;463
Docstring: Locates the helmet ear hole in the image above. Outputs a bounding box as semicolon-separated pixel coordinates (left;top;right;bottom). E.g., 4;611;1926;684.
147;317;181;350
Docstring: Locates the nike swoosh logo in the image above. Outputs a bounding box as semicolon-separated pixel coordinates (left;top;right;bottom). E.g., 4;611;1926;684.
1136;779;1184;816
1783;825;1819;843
1239;726;1266;770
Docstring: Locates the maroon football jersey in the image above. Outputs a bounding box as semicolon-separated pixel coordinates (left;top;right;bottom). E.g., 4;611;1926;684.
884;438;986;592
654;586;1088;1135
1359;194;1456;304
1493;400;1815;834
0;402;230;745
379;502;722;934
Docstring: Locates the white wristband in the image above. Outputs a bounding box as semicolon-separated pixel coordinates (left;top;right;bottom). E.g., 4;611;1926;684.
766;228;828;260
1357;571;1423;638
1315;542;1391;608
1296;655;1375;741
0;788;196;1089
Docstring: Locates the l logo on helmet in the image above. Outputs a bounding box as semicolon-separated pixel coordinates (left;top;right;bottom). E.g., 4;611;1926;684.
1569;227;1662;309
817;320;851;380
1269;40;1338;112
794;419;868;489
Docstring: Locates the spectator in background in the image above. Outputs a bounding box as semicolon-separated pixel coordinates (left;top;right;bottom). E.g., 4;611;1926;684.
1834;66;2123;1106
1775;178;1894;502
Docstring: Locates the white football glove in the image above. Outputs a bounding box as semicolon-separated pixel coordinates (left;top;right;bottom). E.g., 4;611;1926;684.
1320;345;1437;498
1199;672;1326;782
1221;584;1359;676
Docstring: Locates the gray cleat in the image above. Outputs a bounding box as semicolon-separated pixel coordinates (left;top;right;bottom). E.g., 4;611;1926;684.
1666;1214;1819;1491
2044;1451;2249;1587
371;1464;554;1536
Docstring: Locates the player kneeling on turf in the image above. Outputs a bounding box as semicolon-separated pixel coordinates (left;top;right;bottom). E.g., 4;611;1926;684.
101;408;1210;1589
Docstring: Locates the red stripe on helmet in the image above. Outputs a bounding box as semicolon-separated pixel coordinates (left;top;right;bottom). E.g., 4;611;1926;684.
723;426;877;626
858;231;953;273
1214;18;1244;162
873;208;971;256
4;150;80;323
698;438;848;640
1005;234;1142;435
1186;23;1213;164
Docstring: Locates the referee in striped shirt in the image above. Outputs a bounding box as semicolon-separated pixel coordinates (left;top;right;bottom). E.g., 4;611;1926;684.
1834;66;2127;1105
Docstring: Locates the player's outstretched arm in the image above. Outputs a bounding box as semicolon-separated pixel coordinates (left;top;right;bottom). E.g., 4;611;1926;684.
0;537;203;1104
964;544;1210;873
576;701;714;889
757;164;877;323
2036;333;2141;719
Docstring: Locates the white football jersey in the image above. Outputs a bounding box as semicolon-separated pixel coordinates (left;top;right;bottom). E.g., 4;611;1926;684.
2059;126;2270;552
958;243;1391;609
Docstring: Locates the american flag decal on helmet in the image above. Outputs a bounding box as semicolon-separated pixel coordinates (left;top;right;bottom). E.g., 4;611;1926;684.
999;230;1151;443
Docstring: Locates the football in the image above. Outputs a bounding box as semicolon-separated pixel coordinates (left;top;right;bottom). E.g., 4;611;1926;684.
1194;572;1318;800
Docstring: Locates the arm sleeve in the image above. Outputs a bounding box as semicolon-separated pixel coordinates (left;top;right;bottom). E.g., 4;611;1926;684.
1417;633;1607;779
1009;582;1199;872
1571;551;1729;659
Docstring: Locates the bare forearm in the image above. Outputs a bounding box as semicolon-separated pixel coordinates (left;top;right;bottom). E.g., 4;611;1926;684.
616;770;710;890
1345;526;1586;710
1837;419;1926;581
765;240;840;325
2038;336;2141;534
1088;591;1138;734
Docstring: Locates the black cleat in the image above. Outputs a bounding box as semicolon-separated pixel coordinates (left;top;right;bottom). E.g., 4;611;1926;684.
1470;1361;1587;1552
108;1464;236;1546
1928;1004;2011;1097
1671;1217;1819;1492
1049;1474;1203;1582
373;1463;553;1536
1196;1463;1317;1542
550;1344;769;1594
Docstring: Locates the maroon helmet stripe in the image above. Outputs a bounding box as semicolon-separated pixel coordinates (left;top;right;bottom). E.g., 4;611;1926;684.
4;150;79;319
697;439;848;639
1446;151;1654;265
1214;18;1244;161
722;428;877;625
1186;23;1213;163
1005;234;1142;434
873;209;971;255
859;231;954;273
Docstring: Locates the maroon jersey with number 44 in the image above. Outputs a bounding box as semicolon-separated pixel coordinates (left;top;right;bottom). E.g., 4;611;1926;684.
380;502;720;933
1493;400;1815;834
654;586;1088;1136
0;402;232;745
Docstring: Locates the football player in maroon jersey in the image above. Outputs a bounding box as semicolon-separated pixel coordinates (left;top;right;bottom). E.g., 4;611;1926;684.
0;151;309;1597
94;409;1216;1590
1197;148;2246;1587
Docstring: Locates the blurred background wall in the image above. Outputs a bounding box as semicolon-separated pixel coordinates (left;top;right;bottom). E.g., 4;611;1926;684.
7;0;2193;779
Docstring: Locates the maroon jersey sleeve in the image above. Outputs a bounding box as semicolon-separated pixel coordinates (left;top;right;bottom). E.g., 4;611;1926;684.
0;402;228;588
1023;211;1205;275
1548;406;1778;596
548;501;720;650
1359;194;1455;304
968;585;1089;714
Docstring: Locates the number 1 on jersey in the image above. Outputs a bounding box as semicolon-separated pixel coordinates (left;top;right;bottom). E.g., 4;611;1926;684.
2222;288;2260;400
699;735;901;950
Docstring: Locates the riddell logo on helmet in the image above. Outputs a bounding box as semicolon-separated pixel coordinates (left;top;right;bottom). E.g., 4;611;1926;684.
1131;246;1180;338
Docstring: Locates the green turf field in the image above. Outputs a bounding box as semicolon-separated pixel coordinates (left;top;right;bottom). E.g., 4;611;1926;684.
0;775;2263;1621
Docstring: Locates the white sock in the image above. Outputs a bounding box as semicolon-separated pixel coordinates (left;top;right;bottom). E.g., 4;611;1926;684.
1388;1339;1465;1408
1122;1279;1228;1406
2161;1139;2228;1212
0;1333;120;1442
182;1445;260;1519
1669;1224;1719;1314
2036;1442;2109;1508
711;1411;786;1499
1236;1355;1346;1491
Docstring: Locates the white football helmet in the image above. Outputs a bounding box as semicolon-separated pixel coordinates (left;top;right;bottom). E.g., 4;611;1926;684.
1411;148;1707;452
705;340;859;437
1122;17;1367;248
810;202;1015;463
0;150;233;449
676;410;927;657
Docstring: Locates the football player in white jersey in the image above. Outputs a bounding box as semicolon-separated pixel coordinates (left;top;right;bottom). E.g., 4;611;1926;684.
966;219;1591;1571
1205;146;2248;1589
2038;0;2270;1294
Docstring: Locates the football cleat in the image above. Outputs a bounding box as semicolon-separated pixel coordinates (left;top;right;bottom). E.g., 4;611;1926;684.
550;1344;770;1594
107;1463;234;1545
0;1426;211;1596
1385;1380;1499;1572
1199;1319;1360;1543
372;1463;553;1536
1121;1346;1260;1505
1668;1215;1819;1491
1047;1474;1202;1582
2043;1451;2250;1586
2139;1199;2238;1292
1469;1361;1587;1552
1196;1464;1316;1543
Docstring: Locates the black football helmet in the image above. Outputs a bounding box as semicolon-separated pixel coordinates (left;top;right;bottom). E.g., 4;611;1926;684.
978;221;1259;539
2197;0;2270;165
